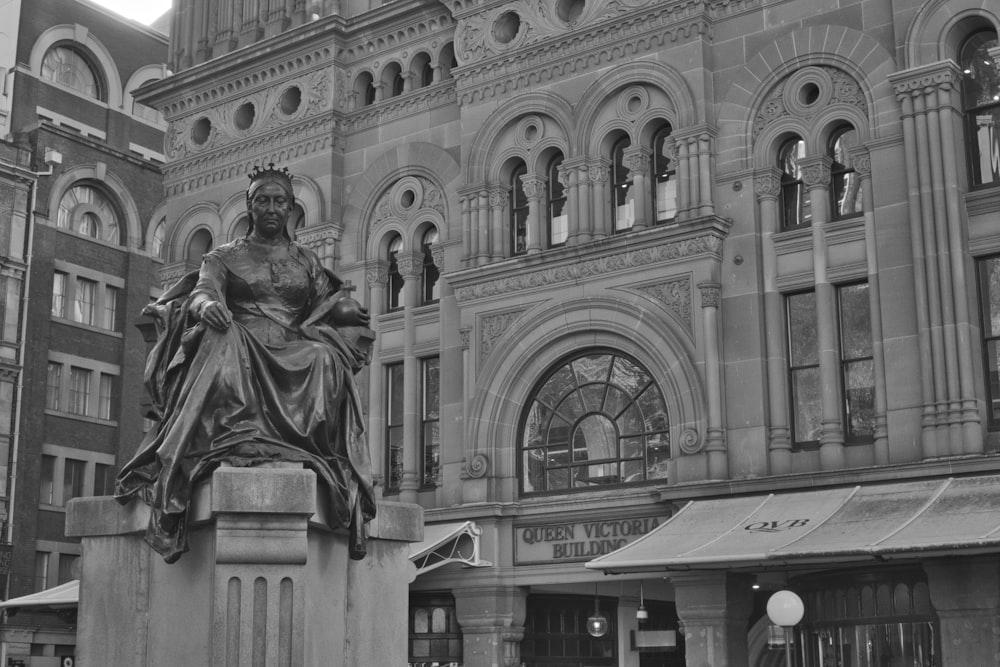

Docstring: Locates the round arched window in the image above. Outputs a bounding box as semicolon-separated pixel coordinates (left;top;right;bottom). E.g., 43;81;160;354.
41;45;102;99
56;184;122;244
521;351;670;493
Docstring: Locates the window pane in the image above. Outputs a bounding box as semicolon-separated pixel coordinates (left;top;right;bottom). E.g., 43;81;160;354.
988;339;1000;423
421;228;440;303
840;284;872;358
788;292;818;365
511;162;528;255
844;359;876;439
961;31;1000;186
46;363;62;411
0;381;12;436
792;366;822;443
69;366;92;415
548;157;568;246
983;257;1000;337
74;278;96;325
34;552;49;592
2;275;20;342
104;285;119;331
39;455;55;505
52;272;67;318
41;46;99;98
99;373;114;420
63;458;86;503
57;554;79;585
94;462;114;496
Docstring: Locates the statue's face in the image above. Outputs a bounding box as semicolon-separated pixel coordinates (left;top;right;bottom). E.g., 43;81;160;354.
249;181;292;240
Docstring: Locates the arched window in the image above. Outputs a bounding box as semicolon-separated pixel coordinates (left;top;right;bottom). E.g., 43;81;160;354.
510;161;528;256
56;184;121;244
652;125;677;223
778;137;809;228
421;228;440;304
520;351;670;494
611;137;634;232
186;229;213;263
355;72;376;107
150;219;166;259
961;30;1000;187
420;61;434;87
829;126;862;219
547;155;567;247
41;45;102;100
387;234;404;311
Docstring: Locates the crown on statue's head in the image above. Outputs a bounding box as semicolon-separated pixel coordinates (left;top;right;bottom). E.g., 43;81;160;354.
248;162;292;184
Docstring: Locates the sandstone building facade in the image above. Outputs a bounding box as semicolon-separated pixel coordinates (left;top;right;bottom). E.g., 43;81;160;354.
139;0;1000;665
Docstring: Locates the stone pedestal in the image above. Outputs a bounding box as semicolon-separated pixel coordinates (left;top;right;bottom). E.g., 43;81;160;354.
925;557;1000;666
670;571;753;667
66;465;422;666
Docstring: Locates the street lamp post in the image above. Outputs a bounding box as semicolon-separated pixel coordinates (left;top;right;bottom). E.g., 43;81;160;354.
766;590;804;667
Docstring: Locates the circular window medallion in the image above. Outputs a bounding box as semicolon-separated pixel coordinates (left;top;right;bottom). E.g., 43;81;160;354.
556;0;586;25
191;117;212;145
279;86;302;115
517;115;545;146
234;102;256;131
617;86;649;119
783;67;834;116
493;11;521;44
400;189;416;209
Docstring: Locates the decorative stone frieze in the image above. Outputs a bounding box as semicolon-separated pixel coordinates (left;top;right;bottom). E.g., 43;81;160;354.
373;176;446;224
478;307;528;365
888;61;963;101
296;223;342;254
454;233;723;302
341;84;457;133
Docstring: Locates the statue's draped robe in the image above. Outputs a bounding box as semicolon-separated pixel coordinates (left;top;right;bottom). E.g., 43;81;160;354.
115;239;376;563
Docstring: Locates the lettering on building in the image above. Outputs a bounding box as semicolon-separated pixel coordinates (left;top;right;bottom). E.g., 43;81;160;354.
515;516;662;564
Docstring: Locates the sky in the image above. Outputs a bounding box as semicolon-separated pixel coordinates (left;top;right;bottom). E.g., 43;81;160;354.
88;0;171;26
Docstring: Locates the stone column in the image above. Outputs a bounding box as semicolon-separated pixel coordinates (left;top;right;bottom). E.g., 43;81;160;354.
673;137;691;221
699;282;727;479
851;148;890;463
459;188;475;266
589;159;611;239
671;572;754;667
365;259;389;491
454;585;527;667
489;186;508;260
476;188;490;264
397;250;423;502
755;169;792;473
697;130;715;217
569;158;592;243
521;175;545;254
925;558;1000;666
622;147;651;230
800;155;845;469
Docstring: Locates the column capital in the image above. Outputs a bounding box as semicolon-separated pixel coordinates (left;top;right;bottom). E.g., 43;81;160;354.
395;250;424;279
888;60;964;101
621;146;652;173
521;175;546;201
364;258;390;286
430;243;445;271
698;281;721;308
798;155;832;188
488;185;508;209
588;158;611;184
848;147;872;178
753;167;783;201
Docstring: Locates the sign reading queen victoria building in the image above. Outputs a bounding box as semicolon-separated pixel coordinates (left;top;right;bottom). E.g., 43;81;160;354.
515;515;663;564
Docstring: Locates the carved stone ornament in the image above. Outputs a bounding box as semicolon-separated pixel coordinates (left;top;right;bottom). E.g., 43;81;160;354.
373;176;446;224
753;172;781;200
395;251;423;278
633;277;692;332
698;282;721;308
464;453;488;479
459;326;472;350
752;66;868;139
479;308;528;365
521;176;546;201
678;428;702;455
365;259;390;286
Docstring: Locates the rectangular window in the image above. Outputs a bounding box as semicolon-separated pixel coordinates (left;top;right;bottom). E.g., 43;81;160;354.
421;357;441;487
57;553;79;585
39;455;55;505
838;284;875;441
46;363;62;411
1;274;21;342
409;594;463;665
68;366;92;415
98;373;114;420
787;291;821;445
979;256;1000;428
34;552;49;592
0;380;13;436
74;277;97;325
63;458;86;504
93;462;115;496
103;285;119;331
51;271;67;319
385;362;404;493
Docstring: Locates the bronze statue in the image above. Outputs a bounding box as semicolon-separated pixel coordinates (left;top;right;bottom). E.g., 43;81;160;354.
116;164;376;563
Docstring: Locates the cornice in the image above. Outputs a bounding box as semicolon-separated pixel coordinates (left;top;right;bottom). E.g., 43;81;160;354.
450;217;730;302
453;2;710;105
341;81;458;132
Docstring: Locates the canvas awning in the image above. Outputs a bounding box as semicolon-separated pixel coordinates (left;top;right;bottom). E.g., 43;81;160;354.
409;520;491;576
0;579;79;611
586;475;1000;573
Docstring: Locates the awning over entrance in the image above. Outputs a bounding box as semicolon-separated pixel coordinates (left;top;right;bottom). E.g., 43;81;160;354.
0;579;79;611
410;520;492;576
586;475;1000;572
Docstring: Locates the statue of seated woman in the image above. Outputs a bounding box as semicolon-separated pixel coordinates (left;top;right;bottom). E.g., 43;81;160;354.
115;164;376;563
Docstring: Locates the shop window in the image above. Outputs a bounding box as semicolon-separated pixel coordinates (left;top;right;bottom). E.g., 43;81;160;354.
778;137;809;228
829;126;863;219
978;255;1000;428
421;228;440;304
510;161;529;256
385;362;404;493
409;594;462;666
56;183;122;245
520;351;670;494
40;45;103;100
547;154;568;247
652;125;677;223
961;30;1000;187
521;595;617;666
611;137;634;232
387;234;404;311
421;357;440;487
794;568;939;667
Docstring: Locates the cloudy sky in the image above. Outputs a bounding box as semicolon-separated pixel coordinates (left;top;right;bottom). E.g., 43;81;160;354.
89;0;171;25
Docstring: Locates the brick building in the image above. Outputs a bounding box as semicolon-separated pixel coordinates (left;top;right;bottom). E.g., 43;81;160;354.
122;0;1000;665
0;0;167;663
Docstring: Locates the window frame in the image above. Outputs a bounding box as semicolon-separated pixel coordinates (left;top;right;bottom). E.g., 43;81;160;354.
977;254;1000;430
40;44;104;101
652;124;677;224
828;126;863;221
408;593;463;666
38;443;116;510
50;261;123;335
611;136;634;233
510;161;529;256
420;356;441;488
384;361;405;493
778;137;810;229
46;352;120;423
547;154;568;248
387;234;404;312
420;228;440;305
960;29;1000;189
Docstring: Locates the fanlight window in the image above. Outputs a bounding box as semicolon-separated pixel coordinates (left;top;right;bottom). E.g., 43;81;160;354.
41;46;102;99
56;184;121;244
521;352;670;493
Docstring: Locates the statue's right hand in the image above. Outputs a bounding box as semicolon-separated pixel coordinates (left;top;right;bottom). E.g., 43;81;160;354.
197;300;232;330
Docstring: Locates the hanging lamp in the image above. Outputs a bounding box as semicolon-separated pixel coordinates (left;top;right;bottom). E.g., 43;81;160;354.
586;586;609;637
636;582;648;622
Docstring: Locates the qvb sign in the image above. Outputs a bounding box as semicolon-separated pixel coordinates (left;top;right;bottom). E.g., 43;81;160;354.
515;515;663;564
743;519;810;533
